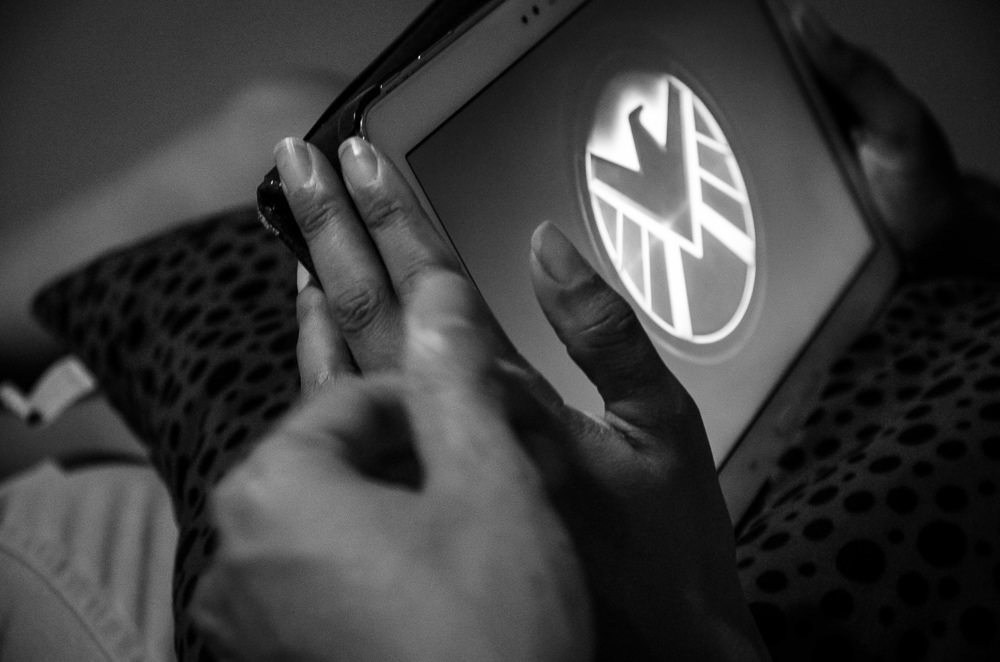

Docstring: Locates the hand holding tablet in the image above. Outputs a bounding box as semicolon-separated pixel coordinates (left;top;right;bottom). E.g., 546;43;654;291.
225;1;999;659
264;135;770;661
257;1;902;524
793;4;1000;280
356;0;900;521
193;270;593;662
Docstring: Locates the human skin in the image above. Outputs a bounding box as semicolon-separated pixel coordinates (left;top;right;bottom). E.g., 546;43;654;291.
191;6;999;661
190;272;593;662
257;130;771;661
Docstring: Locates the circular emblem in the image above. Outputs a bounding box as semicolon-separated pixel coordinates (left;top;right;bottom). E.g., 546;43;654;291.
585;71;758;357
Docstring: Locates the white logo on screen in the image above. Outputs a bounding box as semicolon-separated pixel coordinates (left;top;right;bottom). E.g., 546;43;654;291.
586;73;756;346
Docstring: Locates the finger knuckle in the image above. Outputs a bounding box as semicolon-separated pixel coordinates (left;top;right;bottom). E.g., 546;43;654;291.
359;195;409;236
572;290;643;353
396;255;450;299
293;192;354;242
331;280;392;335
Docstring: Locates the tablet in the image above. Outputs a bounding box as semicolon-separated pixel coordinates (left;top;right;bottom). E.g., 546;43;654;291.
359;0;899;522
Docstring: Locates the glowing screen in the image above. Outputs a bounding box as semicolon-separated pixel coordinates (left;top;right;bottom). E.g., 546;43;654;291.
586;73;757;351
404;0;874;464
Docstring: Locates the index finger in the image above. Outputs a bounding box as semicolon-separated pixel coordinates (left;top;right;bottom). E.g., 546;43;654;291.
339;137;528;365
404;271;544;497
276;137;402;373
338;137;464;302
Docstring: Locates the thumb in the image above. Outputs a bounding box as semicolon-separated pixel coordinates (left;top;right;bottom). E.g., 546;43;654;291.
404;271;541;493
529;222;699;444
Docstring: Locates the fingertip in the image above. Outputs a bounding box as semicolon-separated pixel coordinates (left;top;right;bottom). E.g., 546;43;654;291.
529;221;592;287
338;136;381;192
273;137;316;192
296;277;352;392
529;219;555;256
411;271;481;322
273;136;298;160
404;274;532;488
295;274;327;325
406;271;490;370
407;314;485;378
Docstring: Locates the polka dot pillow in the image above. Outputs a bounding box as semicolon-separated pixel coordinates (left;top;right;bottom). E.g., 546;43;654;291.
734;278;1000;661
32;206;300;660
33;205;1000;662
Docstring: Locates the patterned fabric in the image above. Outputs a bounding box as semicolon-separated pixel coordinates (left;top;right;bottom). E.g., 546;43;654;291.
33;207;299;661
737;279;1000;661
32;206;1000;660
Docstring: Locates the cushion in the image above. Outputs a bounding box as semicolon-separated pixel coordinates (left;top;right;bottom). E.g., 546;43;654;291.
34;207;1000;662
735;278;1000;661
32;206;300;661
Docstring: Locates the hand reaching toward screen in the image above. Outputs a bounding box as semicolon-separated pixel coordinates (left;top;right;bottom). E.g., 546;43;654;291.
274;136;769;661
190;272;591;662
793;5;1000;279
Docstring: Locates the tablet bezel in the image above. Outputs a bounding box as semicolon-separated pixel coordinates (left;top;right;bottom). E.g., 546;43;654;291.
361;0;589;214
359;0;900;524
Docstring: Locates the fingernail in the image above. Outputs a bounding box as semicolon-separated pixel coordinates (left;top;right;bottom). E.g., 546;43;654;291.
274;137;315;191
408;314;492;387
296;262;309;292
531;221;589;285
338;137;380;189
406;272;487;367
410;315;473;356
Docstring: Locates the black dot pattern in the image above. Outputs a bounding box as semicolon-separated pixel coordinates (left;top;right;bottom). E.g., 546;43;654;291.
31;223;1000;661
736;280;1000;661
32;208;299;661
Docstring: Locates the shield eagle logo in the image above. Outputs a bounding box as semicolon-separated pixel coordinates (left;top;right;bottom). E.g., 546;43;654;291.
585;72;757;353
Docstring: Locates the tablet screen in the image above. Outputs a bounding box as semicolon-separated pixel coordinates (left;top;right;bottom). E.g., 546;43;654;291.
406;0;872;464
